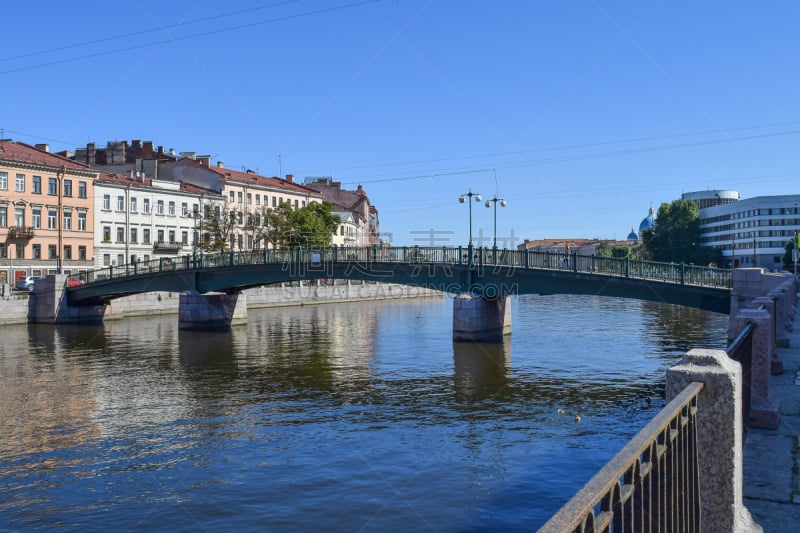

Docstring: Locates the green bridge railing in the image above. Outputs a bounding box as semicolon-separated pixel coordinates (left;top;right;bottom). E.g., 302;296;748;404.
67;246;732;290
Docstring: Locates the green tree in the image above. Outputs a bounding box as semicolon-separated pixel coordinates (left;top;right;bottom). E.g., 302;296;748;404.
199;202;237;253
641;199;722;265
783;239;796;271
286;202;341;248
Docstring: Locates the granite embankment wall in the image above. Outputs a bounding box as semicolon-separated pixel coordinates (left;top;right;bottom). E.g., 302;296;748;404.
0;281;442;326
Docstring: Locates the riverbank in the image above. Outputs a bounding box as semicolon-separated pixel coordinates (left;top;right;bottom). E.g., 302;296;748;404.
0;280;443;325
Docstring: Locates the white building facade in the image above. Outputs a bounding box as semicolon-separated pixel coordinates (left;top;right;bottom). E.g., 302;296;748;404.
697;193;800;270
93;172;223;268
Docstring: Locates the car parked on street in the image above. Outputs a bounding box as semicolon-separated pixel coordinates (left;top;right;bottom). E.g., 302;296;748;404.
15;275;44;291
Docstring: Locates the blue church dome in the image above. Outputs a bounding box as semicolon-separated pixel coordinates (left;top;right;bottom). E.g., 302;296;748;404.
627;227;638;241
639;205;656;234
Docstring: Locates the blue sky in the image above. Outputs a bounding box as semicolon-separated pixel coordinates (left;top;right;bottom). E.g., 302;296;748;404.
2;1;800;246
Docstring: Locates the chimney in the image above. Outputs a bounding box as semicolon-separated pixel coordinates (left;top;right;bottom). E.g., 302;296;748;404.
217;161;224;168
87;142;96;165
35;143;50;152
285;174;294;184
197;155;210;167
356;184;365;195
169;148;176;157
157;145;164;154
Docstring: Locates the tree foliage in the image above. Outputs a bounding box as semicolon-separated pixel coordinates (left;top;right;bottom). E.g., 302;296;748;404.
641;199;722;265
201;201;341;252
783;239;796;271
199;203;237;253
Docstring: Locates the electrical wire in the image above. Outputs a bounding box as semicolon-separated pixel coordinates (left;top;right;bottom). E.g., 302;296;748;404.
0;0;380;76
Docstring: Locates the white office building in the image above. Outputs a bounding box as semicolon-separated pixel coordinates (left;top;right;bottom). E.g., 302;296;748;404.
695;192;800;270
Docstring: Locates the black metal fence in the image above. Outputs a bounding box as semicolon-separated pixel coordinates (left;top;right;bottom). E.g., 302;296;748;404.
67;246;732;290
727;322;754;438
537;382;703;533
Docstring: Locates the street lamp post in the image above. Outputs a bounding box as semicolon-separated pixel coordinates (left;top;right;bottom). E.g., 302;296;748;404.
484;196;507;249
459;190;482;269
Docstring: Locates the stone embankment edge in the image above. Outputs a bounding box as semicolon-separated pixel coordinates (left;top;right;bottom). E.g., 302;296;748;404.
0;282;443;325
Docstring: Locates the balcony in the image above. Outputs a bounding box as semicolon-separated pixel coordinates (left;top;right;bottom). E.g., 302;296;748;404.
7;226;35;239
153;240;183;253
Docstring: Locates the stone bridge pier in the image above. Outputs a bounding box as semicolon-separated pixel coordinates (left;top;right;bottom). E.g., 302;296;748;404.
452;292;511;342
178;290;247;330
29;274;107;324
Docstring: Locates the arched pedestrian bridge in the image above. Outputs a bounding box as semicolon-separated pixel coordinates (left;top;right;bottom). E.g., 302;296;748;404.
63;246;731;319
65;246;731;310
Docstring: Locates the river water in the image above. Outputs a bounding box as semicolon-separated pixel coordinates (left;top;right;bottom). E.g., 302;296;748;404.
0;294;728;531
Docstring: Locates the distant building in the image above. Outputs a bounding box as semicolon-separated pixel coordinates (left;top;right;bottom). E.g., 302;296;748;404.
681;189;740;209
696;193;800;270
1;140;98;284
304;178;379;247
93;171;222;268
517;238;637;255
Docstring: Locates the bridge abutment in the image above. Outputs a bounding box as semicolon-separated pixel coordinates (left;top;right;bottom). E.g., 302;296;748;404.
178;291;247;330
30;274;107;324
452;292;511;342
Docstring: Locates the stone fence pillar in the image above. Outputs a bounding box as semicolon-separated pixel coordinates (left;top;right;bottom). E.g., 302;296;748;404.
733;307;781;429
751;296;781;375
666;349;762;533
767;288;790;348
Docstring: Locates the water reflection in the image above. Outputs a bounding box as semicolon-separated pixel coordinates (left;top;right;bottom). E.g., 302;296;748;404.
640;300;729;355
453;339;511;401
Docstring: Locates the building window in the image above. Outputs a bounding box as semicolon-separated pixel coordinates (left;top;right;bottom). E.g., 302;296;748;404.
143;198;150;214
168;230;176;242
157;229;164;242
32;244;41;259
0;243;5;258
272;196;277;207
33;176;42;194
117;254;124;266
78;181;87;198
181;202;188;216
48;209;57;229
103;226;111;242
0;172;7;190
229;191;235;202
168;201;175;216
78;246;86;260
15;243;24;259
246;193;252;205
63;179;72;197
103;194;111;210
117;196;124;211
64;245;72;260
15;173;25;192
237;191;243;203
238;234;243;249
78;212;86;231
0;207;5;227
156;200;164;215
63;211;72;231
143;229;151;244
131;197;137;212
48;177;57;195
117;227;125;242
181;231;188;245
237;211;243;224
255;194;261;205
48;244;57;260
103;254;110;267
294;199;298;208
32;209;41;229
131;228;138;243
15;207;24;227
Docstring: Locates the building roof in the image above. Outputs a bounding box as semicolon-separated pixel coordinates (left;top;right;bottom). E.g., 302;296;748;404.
210;167;322;196
98;171;221;196
0;140;94;172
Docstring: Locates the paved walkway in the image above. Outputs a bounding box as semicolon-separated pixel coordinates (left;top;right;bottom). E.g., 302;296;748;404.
744;305;800;531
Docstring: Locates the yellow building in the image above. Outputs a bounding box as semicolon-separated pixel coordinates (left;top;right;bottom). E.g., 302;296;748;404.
0;140;98;285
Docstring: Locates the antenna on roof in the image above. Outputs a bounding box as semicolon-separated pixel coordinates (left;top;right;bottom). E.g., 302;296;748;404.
278;152;282;177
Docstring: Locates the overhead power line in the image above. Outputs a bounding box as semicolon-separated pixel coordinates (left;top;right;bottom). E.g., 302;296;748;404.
0;0;380;76
0;0;299;64
341;128;800;185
